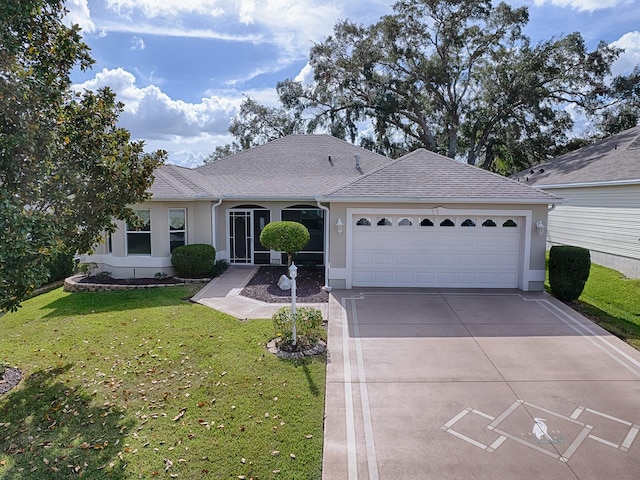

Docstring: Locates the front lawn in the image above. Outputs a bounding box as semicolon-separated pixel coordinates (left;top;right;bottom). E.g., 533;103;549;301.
0;286;325;479
546;262;640;350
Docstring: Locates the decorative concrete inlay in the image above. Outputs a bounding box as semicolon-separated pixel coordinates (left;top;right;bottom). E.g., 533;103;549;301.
443;399;640;461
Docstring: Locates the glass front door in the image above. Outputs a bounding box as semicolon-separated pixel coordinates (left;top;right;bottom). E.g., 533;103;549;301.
229;209;271;264
229;210;252;264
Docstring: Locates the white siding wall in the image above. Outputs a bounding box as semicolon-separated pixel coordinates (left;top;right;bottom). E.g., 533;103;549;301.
545;184;640;278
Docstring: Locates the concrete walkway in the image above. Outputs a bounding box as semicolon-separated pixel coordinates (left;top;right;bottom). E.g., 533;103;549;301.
191;265;329;319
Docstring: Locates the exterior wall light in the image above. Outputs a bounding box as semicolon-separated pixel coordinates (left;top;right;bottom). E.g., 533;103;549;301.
536;220;545;236
336;217;343;234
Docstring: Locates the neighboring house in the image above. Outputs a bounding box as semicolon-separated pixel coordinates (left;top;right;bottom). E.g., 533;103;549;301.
85;134;556;291
512;126;640;279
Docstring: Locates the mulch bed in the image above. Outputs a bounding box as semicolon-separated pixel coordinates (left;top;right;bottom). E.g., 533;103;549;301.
0;367;23;396
241;266;329;303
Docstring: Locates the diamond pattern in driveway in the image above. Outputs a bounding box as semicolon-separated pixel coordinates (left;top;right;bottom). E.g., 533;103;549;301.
322;289;640;480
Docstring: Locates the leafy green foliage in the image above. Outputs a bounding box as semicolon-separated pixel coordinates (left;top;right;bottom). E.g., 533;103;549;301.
549;245;591;301
77;262;98;277
212;259;230;277
259;222;310;268
273;306;324;348
231;0;620;171
593;65;640;136
0;287;326;478
43;250;75;284
171;244;216;278
0;0;165;311
203;97;307;162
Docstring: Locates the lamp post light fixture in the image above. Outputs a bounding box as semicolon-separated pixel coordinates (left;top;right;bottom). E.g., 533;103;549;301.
289;262;298;347
336;217;343;234
536;220;545;236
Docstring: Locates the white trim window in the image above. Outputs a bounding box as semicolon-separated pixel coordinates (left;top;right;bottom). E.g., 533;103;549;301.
126;210;151;255
169;208;187;252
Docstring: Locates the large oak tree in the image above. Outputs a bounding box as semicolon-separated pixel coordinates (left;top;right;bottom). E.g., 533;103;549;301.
216;0;622;173
0;0;165;311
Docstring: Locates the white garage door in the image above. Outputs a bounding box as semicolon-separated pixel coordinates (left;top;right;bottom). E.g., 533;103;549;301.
351;214;522;288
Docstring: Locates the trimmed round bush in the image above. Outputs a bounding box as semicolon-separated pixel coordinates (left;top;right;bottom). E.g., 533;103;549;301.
171;244;216;278
549;245;591;301
259;221;310;267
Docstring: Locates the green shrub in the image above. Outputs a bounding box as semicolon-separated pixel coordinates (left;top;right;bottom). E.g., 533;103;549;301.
259;221;310;268
78;262;98;277
171;244;216;278
96;271;112;280
549;245;591;301
272;306;324;348
212;259;229;277
43;250;75;283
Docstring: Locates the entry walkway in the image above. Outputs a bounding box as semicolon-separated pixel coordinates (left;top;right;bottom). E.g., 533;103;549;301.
192;265;328;319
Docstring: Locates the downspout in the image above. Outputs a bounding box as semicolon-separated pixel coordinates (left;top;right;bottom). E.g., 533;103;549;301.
316;199;331;292
211;198;223;256
548;203;556;212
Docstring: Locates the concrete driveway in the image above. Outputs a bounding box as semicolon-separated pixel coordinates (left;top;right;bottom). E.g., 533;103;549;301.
322;289;640;480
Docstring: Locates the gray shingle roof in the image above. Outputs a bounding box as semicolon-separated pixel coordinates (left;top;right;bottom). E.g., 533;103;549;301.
193;135;391;198
148;135;555;203
322;149;557;203
511;126;640;187
150;165;219;199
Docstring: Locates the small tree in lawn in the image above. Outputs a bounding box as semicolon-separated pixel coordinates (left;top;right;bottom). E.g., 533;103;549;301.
259;221;310;270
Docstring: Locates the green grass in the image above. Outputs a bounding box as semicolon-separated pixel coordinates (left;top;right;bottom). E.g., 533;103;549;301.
0;286;326;479
546;262;640;350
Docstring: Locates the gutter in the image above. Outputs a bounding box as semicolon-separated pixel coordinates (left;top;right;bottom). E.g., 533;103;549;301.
535;179;640;189
315;196;561;204
316;199;332;292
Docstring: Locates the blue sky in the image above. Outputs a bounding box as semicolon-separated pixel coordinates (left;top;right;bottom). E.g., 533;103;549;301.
66;0;640;167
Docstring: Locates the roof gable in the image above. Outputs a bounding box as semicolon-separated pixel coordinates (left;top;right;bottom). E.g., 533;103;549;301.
512;126;640;187
323;149;557;203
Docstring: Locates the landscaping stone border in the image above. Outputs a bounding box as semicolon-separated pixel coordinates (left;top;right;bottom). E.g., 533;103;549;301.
63;274;212;292
266;339;327;359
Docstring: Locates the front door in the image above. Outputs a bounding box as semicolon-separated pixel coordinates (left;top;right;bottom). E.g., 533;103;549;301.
229;209;271;264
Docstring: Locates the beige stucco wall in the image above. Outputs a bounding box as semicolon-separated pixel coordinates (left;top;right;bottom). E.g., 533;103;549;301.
83;200;214;278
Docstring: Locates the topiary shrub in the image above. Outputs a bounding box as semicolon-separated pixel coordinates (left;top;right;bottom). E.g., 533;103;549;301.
259;221;310;268
549;245;591;301
171;244;216;278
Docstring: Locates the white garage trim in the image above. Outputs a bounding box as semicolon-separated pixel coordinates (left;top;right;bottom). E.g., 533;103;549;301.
345;208;534;290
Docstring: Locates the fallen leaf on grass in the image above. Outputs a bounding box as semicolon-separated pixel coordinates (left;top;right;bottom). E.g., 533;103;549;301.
173;408;187;422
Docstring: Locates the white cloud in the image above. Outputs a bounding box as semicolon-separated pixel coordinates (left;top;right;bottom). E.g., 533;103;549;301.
130;36;146;50
533;0;628;12
611;31;640;76
64;0;95;33
97;20;263;43
294;62;314;85
105;0;224;18
73;68;243;164
99;0;349;63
